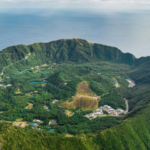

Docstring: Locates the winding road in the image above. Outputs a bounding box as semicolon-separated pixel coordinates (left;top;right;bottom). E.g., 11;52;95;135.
124;98;129;114
0;55;29;76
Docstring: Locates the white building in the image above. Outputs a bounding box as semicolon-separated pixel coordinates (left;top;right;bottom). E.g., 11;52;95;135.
52;99;59;104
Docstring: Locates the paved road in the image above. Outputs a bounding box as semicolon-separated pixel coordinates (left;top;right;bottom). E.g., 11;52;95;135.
127;79;135;88
124;98;129;114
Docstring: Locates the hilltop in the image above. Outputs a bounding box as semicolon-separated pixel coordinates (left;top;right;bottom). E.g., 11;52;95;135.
0;39;137;76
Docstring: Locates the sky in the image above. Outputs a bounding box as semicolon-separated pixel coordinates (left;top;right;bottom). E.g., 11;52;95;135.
0;0;150;10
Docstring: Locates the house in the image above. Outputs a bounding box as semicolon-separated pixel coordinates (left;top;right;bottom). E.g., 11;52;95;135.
52;99;59;104
6;84;12;87
31;123;38;127
24;56;28;60
33;119;43;124
93;109;103;114
116;109;124;115
49;119;57;125
92;96;100;100
109;108;115;111
85;113;95;118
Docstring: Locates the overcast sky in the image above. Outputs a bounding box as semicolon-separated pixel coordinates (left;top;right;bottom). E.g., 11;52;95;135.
0;0;150;3
1;0;150;5
0;0;150;10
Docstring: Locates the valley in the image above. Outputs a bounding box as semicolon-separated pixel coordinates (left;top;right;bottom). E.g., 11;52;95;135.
0;59;131;135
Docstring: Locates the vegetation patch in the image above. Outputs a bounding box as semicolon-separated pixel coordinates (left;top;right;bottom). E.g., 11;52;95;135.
65;110;74;117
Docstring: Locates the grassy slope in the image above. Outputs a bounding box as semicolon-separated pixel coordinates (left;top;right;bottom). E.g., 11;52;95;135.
0;123;96;150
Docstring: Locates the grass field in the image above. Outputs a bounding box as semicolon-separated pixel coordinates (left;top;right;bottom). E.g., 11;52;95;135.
27;102;33;109
13;122;28;128
65;110;74;117
16;118;23;122
66;134;74;137
62;95;99;110
61;81;100;110
15;89;21;94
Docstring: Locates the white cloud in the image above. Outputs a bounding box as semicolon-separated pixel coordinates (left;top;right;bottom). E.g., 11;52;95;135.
0;0;150;10
0;0;150;3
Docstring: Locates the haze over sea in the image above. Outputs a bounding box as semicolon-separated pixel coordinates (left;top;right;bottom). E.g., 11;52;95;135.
0;8;150;58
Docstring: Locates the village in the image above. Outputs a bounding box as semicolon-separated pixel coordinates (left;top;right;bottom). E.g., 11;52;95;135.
0;61;135;134
12;117;58;132
85;104;125;119
85;77;135;120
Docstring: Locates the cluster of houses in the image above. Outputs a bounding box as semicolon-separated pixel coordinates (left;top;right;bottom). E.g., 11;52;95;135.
30;119;57;132
0;84;12;88
31;119;44;129
85;105;125;119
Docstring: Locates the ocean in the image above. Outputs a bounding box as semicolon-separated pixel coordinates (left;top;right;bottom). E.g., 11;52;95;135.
0;9;150;58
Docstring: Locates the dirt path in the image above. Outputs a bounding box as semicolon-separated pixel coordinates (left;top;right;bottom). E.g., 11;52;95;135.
124;98;129;114
0;55;29;76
